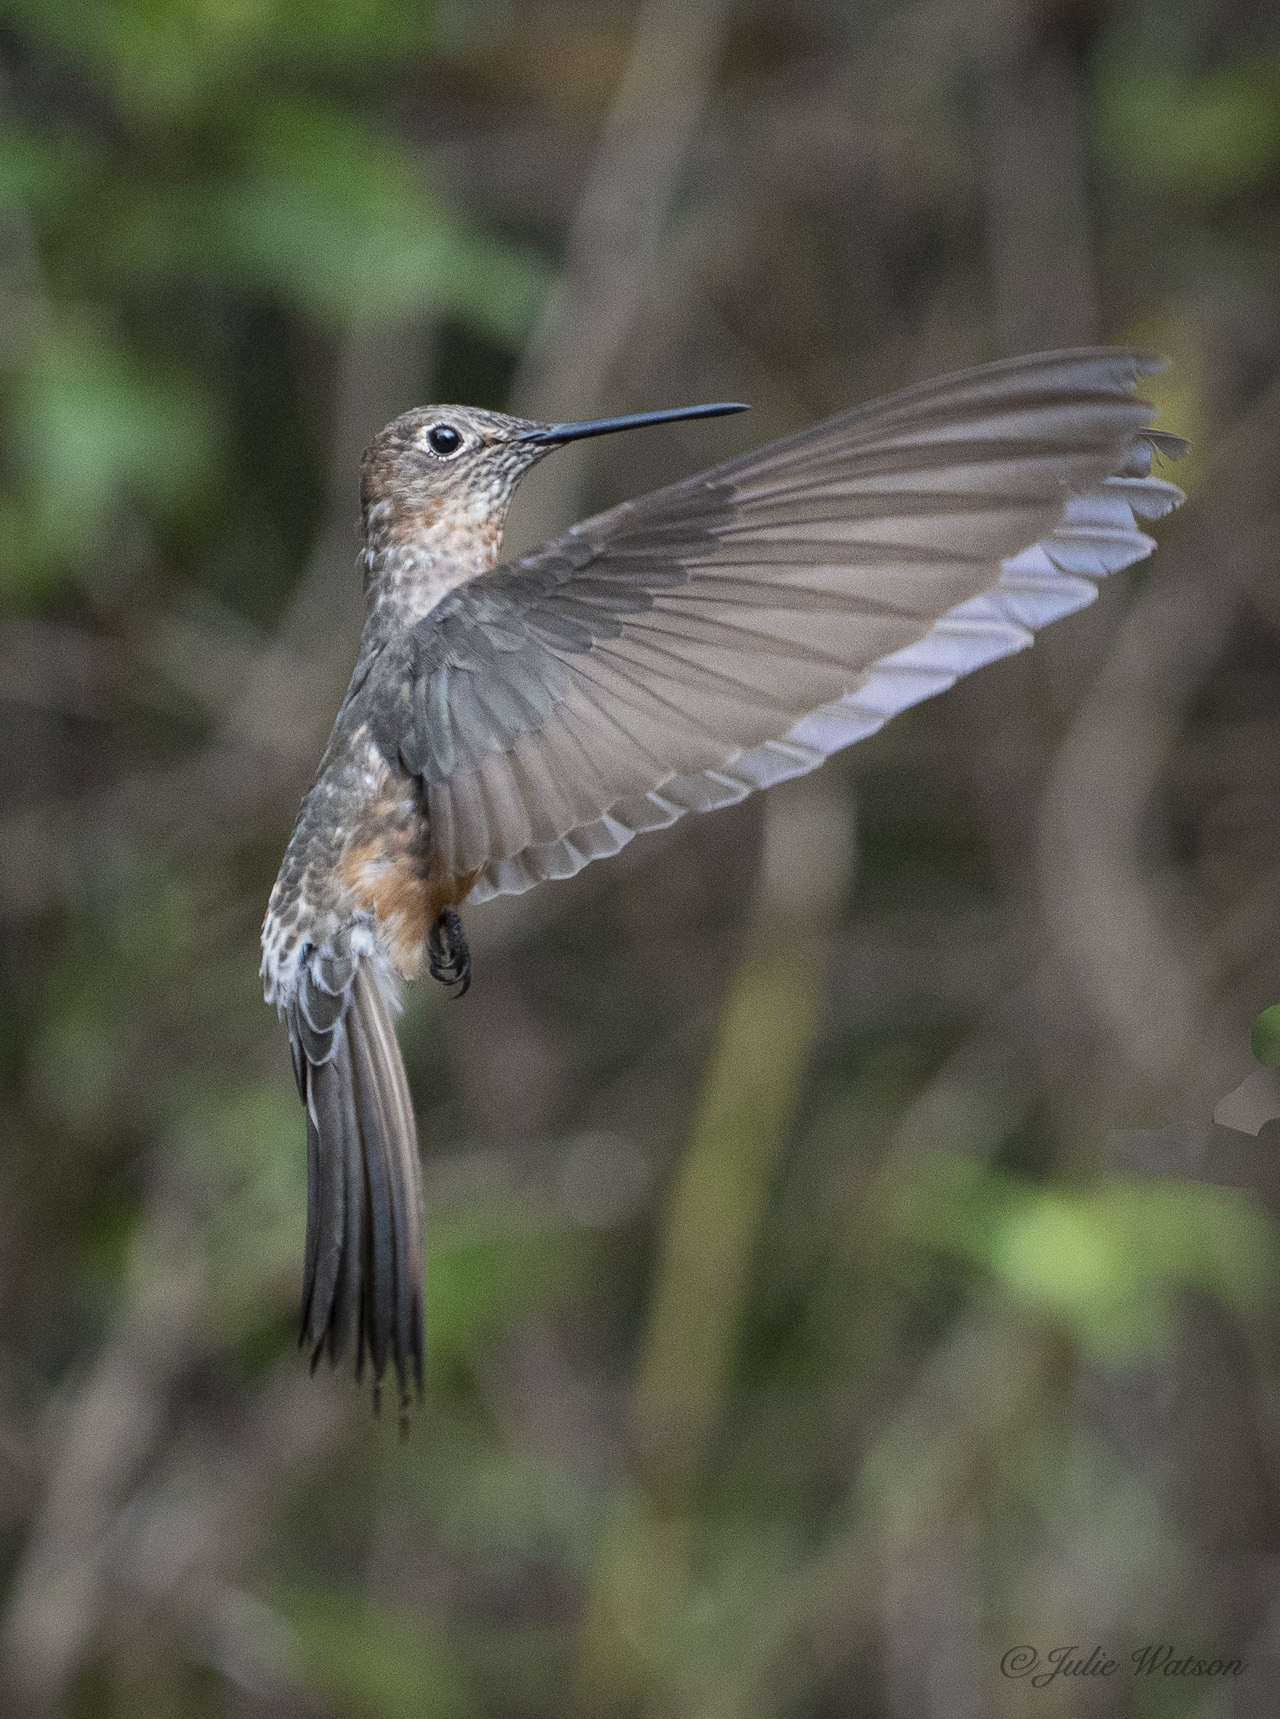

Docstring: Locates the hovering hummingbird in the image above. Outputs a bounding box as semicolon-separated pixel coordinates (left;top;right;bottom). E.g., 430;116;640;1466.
261;349;1186;1403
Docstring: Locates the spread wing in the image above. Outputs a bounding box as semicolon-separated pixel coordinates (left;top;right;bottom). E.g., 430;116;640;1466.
369;349;1186;902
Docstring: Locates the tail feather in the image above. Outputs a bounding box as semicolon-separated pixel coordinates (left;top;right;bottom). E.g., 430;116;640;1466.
302;1101;321;1313
296;958;424;1401
352;962;424;1383
302;1054;349;1355
327;1055;365;1367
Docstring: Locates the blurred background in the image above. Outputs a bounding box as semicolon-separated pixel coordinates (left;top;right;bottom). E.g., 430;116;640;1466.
1;0;1280;1714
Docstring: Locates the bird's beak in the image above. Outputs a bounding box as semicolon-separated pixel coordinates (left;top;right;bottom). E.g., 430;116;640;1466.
520;401;749;447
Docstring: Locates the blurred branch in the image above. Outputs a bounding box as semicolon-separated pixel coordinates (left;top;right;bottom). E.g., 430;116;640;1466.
1039;382;1280;1115
0;621;120;721
1038;541;1240;1102
505;0;733;551
0;321;438;925
634;780;851;1482
231;318;437;756
0;1125;347;1713
697;1312;1057;1719
576;775;852;1712
0;1170;210;1710
0;316;437;1704
0;57;52;361
983;36;1098;354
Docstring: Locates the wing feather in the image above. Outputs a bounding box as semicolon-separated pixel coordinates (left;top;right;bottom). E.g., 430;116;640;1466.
368;349;1185;901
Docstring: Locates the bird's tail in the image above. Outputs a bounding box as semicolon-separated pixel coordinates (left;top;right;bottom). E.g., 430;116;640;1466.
299;960;424;1404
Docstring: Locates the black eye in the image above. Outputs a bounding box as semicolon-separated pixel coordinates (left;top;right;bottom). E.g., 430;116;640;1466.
427;424;463;456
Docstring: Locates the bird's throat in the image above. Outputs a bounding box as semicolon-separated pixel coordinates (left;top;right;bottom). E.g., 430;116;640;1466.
362;497;508;625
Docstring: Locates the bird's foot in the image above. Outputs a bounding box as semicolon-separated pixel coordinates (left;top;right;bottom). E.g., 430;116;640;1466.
428;906;471;996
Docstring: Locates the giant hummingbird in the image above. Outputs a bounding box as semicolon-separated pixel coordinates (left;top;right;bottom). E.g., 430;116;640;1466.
261;350;1187;1405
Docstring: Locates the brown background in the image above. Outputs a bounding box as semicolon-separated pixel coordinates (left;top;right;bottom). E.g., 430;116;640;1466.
1;1;1279;1714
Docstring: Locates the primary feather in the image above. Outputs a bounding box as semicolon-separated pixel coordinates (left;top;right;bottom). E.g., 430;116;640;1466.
367;349;1185;897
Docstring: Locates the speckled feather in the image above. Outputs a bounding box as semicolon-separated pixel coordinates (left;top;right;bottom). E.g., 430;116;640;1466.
260;408;542;1398
263;353;1186;1400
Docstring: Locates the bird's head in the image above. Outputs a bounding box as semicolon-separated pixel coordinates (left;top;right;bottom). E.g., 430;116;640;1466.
360;404;544;558
358;400;747;614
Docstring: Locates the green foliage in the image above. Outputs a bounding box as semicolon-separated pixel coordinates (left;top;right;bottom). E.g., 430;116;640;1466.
0;0;547;597
2;321;219;590
118;99;549;336
2;2;1279;1715
279;1586;473;1719
912;1157;1276;1358
34;854;198;1129
427;1223;566;1371
0;118;97;230
196;1082;309;1307
1251;1003;1280;1066
0;0;442;120
1095;46;1280;199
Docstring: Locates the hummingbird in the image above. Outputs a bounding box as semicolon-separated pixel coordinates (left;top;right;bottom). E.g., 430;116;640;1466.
261;349;1186;1403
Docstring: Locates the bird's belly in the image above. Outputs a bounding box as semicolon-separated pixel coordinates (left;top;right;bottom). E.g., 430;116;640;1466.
338;775;432;978
338;775;480;980
265;723;483;995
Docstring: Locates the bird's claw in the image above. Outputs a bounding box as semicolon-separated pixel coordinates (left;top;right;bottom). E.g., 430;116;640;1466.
428;906;471;996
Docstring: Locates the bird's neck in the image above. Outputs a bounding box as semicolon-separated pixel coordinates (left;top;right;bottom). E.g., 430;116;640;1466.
361;496;507;627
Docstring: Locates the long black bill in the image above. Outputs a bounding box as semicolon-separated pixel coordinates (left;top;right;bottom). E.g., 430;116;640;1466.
522;401;748;447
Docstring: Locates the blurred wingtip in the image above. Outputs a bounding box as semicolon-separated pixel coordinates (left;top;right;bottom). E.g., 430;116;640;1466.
1146;428;1190;462
1214;1067;1280;1136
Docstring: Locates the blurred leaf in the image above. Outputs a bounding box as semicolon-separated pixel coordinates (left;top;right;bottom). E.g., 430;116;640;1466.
432;1448;600;1566
427;1224;564;1368
198;1082;308;1287
0;0;442;121
0;118;99;229
1252;1003;1280;1066
1096;53;1280;199
33;856;197;1129
279;1586;473;1719
2;320;219;590
34;962;123;1131
113;100;551;342
912;1158;1277;1358
989;1183;1270;1355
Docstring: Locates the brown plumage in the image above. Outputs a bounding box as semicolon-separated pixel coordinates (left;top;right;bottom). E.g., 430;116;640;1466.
262;351;1186;1403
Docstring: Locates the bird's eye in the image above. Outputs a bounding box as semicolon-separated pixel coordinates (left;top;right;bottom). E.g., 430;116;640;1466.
427;424;463;456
